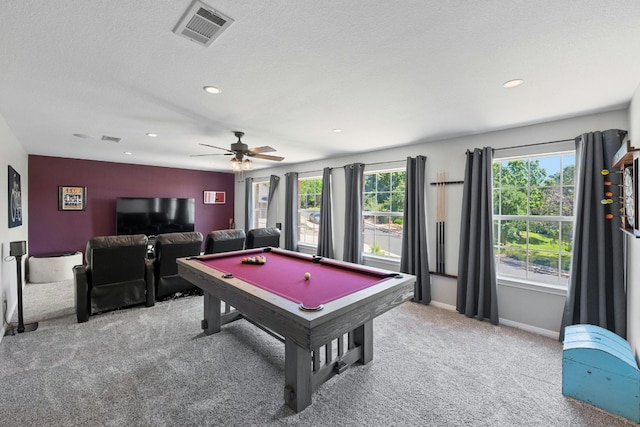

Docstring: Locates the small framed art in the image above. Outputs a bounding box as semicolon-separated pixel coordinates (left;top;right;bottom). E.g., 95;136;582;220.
58;186;87;211
204;191;226;204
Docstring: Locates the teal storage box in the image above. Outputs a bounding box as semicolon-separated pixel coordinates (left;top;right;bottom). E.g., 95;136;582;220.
562;324;640;422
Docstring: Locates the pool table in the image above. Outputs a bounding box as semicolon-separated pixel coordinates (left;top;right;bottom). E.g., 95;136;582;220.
177;247;415;412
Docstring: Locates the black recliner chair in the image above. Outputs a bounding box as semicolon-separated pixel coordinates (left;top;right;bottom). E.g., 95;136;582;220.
246;227;281;249
153;231;203;299
204;229;246;254
74;234;154;323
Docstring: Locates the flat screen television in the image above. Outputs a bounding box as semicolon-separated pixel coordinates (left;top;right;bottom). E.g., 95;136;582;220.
116;197;195;237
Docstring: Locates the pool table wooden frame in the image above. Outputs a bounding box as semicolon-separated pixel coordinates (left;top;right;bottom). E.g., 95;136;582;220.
177;248;415;412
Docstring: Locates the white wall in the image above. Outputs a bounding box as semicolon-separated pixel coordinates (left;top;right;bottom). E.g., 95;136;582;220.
627;84;640;357
236;109;629;337
0;114;29;338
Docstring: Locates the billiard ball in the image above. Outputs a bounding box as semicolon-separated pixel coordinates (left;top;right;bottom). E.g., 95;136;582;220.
304;272;311;280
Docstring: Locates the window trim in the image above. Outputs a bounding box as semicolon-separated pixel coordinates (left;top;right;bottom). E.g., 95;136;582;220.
492;150;576;289
252;180;270;230
362;168;405;260
297;175;323;246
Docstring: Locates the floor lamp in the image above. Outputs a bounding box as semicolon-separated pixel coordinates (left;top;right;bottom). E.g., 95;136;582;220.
4;241;38;336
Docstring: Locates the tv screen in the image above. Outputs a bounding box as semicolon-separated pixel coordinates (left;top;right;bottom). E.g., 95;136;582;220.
116;197;195;236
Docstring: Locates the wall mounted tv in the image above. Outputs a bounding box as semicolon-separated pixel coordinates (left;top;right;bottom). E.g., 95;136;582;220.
116;197;195;236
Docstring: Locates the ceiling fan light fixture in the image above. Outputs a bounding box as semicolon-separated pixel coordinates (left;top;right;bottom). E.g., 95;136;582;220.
242;158;252;170
230;157;242;171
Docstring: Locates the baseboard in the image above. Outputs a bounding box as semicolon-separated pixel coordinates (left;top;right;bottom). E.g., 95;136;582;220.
1;300;17;343
429;300;456;311
499;318;559;339
427;300;559;339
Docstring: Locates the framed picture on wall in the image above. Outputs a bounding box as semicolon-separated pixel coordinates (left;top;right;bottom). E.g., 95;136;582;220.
203;190;226;204
58;186;87;211
8;165;22;228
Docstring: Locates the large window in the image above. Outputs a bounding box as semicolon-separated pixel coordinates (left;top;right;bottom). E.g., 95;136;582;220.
252;180;270;229
492;152;575;286
298;177;322;245
363;170;405;259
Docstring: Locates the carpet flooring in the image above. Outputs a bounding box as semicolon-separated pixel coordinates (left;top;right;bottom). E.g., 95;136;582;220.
0;280;634;426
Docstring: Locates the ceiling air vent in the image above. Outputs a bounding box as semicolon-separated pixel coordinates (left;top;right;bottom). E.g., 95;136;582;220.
101;135;121;143
173;0;234;47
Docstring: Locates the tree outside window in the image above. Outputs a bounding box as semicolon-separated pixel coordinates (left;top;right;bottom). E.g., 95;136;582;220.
493;153;575;286
298;177;322;245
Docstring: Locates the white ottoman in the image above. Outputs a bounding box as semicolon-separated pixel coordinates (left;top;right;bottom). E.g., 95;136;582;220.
28;252;83;283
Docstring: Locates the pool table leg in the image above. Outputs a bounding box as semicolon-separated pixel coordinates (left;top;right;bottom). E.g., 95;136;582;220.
284;339;312;412
353;320;373;364
202;292;221;335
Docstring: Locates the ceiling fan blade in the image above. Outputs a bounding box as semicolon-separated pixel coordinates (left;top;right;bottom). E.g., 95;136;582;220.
189;153;229;157
251;153;285;161
248;146;276;154
199;143;233;153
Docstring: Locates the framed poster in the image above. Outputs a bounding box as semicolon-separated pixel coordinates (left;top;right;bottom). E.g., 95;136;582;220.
58;186;87;211
203;191;226;204
8;165;22;228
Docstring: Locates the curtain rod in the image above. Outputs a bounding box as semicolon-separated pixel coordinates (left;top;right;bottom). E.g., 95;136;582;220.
493;138;574;151
299;159;408;175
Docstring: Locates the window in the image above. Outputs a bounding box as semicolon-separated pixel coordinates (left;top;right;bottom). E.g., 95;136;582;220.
253;181;270;229
492;152;575;286
298;177;322;245
363;170;405;259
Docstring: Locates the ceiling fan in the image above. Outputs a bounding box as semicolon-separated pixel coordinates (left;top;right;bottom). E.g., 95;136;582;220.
192;131;284;171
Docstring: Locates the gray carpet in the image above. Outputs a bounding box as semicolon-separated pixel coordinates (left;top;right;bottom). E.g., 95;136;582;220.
0;281;634;426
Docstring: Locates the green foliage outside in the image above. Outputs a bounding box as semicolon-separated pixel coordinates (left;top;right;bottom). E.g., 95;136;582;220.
369;241;384;255
364;171;405;215
299;178;322;210
494;156;575;277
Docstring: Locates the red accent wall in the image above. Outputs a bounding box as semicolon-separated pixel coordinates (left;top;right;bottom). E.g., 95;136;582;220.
28;156;235;256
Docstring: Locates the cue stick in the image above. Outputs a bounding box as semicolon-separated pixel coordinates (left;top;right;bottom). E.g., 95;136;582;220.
436;171;446;274
436;172;440;273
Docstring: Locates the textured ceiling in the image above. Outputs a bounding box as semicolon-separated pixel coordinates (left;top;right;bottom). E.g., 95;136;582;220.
1;1;640;172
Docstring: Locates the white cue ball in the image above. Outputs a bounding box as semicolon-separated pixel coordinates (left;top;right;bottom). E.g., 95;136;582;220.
304;272;311;280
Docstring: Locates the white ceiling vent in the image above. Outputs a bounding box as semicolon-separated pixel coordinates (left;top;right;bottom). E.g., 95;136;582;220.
173;1;234;47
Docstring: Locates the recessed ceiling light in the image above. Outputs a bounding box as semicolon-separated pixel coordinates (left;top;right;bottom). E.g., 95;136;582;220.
332;128;343;133
124;151;132;155
203;86;221;94
503;79;524;88
146;133;158;137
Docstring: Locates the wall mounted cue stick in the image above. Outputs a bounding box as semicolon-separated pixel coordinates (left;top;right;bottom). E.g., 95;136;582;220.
430;177;462;275
436;171;446;274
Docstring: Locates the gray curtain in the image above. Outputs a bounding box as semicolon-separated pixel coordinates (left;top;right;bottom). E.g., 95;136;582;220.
560;129;627;340
266;175;280;227
343;163;365;264
401;156;431;304
284;172;299;251
457;147;499;325
244;177;254;232
317;167;334;258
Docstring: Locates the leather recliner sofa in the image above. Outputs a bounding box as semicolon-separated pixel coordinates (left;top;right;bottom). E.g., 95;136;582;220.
153;231;203;299
204;229;246;254
74;234;154;323
246;227;281;249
